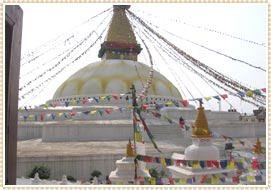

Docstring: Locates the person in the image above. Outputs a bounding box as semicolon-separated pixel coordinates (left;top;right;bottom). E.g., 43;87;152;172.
105;176;111;184
179;116;185;129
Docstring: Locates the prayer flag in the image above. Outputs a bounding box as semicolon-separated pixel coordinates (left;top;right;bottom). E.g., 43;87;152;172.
106;95;111;101
57;113;63;118
205;97;212;101
29;115;33;121
100;96;106;101
255;175;262;182
40;114;45;121
90;110;97;115
150;178;156;185
112;94;119;100
211;177;219;184
247;176;255;182
64;101;69;107
237;92;245;97
253;89;261;95
213;95;221;100
220;94;228;99
180;100;188;107
93;97;99;103
98;110;104;116
245;90;253;97
220;160;228;169
105;108;112;114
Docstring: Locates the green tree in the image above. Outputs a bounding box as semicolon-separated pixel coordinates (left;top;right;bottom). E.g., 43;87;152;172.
27;165;51;179
90;170;102;178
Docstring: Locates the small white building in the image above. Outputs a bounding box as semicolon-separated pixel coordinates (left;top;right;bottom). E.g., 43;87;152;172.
109;140;151;185
168;103;237;185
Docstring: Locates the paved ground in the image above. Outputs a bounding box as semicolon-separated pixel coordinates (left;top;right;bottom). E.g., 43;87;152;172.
17;137;266;158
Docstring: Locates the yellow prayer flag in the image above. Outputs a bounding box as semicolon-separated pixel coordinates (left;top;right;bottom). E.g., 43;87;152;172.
57;113;63;118
44;104;48;109
71;100;76;105
205;97;212;101
91;110;97;115
180;178;186;184
227;161;235;170
135;132;142;142
29;115;34;121
128;106;134;110
247;176;255;182
246;90;253;97
150;177;156;185
100;96;106;101
165;101;173;106
161;158;166;166
211;177;219;184
192;161;199;169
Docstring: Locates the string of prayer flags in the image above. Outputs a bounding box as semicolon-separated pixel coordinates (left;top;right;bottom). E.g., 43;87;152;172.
137;112;162;153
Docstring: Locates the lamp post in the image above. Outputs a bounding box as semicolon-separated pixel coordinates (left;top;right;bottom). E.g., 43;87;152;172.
130;84;138;184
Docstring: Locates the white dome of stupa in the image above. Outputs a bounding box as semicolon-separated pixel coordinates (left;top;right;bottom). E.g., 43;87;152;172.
53;59;182;99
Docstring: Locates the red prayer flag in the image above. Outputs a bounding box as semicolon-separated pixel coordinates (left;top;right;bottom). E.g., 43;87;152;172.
206;161;213;168
222;135;228;140
261;88;266;92
70;112;75;116
105;108;112;114
212;160;220;168
232;176;240;183
220;94;228;99
112;94;119;100
82;98;88;104
40;114;44;121
142;104;147;111
180;100;188;107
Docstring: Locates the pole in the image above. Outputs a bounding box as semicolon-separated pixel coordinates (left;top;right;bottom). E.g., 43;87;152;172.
130;84;138;184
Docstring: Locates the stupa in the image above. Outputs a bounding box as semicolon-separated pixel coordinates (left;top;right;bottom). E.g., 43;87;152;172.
109;140;151;185
52;5;182;103
239;138;266;185
17;5;266;181
167;102;237;185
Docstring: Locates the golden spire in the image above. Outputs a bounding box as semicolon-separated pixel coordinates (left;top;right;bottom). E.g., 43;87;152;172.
253;138;263;154
98;5;142;61
192;102;212;138
126;139;134;157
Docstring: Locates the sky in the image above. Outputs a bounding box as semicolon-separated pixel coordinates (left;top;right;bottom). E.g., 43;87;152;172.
17;3;267;114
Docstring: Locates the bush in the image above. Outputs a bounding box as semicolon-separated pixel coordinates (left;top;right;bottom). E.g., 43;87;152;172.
67;175;77;183
90;170;102;178
27;165;51;179
149;168;159;178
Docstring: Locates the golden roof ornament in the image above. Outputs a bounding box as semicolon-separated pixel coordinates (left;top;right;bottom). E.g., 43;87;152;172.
126;139;134;157
253;138;263;154
192;102;212;138
98;5;142;61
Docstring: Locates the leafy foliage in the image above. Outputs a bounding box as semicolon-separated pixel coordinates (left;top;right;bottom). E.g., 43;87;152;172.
27;165;51;179
90;170;102;178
